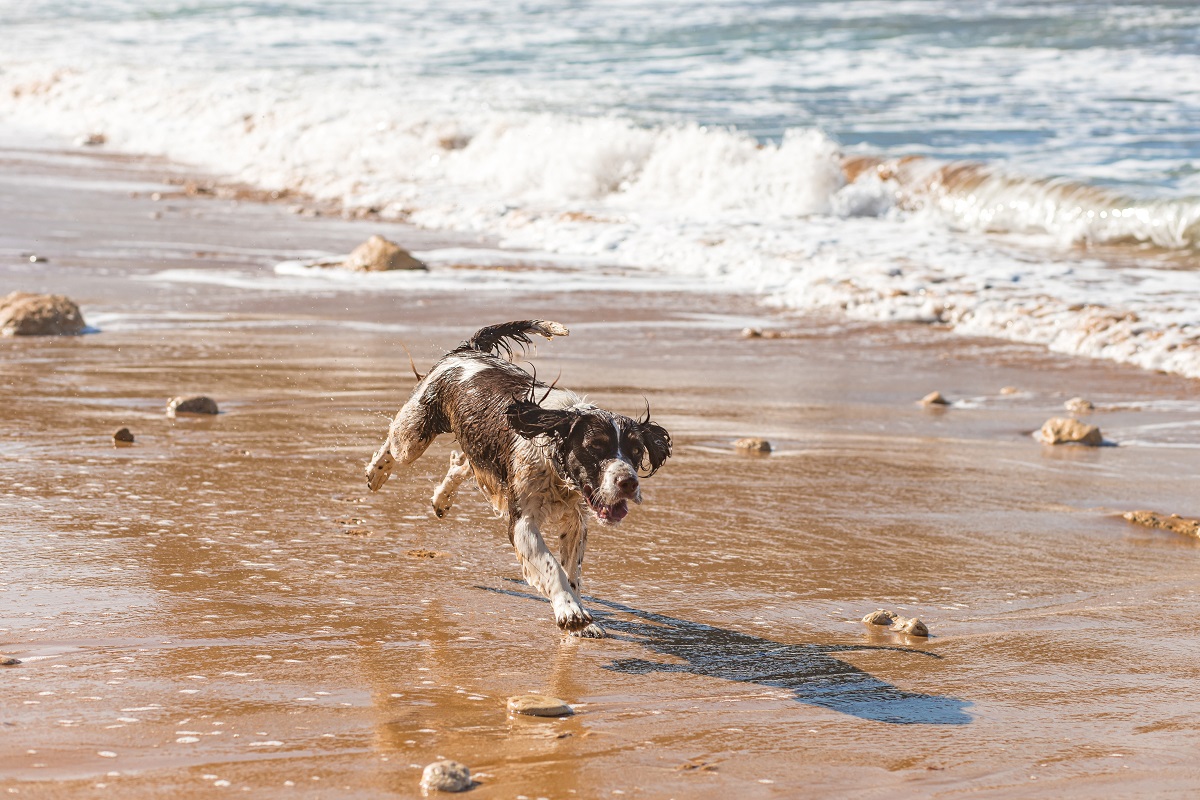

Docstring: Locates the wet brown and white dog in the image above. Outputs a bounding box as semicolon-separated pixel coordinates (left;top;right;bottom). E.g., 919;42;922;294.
365;320;672;636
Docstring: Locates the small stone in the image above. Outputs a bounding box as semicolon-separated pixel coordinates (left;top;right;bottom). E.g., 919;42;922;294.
113;427;135;444
0;292;86;336
891;617;929;637
1;656;21;666
734;437;772;454
77;132;107;146
1000;386;1020;395
1064;397;1094;414
1122;510;1200;538
420;760;471;793
741;327;763;338
167;396;219;416
1037;417;1103;446
506;694;573;717
920;391;951;406
861;609;898;626
343;235;427;272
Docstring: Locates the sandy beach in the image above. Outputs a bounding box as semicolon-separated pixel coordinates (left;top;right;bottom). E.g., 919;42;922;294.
4;144;1200;798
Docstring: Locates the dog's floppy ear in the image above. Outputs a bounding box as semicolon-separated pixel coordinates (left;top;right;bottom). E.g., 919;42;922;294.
507;398;576;440
638;419;672;477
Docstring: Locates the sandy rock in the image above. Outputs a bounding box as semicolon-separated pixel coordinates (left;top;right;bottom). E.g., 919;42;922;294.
920;391;951;406
507;694;573;717
113;427;135;444
1037;417;1103;446
861;609;899;626
734;437;772;454
0;292;86;336
891;617;929;637
1064;397;1094;414
420;760;471;793
1;656;21;666
1122;510;1200;538
167;396;219;416
343;235;427;272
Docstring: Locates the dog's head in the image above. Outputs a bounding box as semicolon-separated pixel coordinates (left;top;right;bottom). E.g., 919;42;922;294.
506;398;672;525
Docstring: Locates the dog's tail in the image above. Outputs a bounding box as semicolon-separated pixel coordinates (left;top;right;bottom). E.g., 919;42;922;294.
462;320;569;358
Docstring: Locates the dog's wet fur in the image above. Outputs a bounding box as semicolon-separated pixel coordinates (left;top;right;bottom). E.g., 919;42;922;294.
366;320;671;635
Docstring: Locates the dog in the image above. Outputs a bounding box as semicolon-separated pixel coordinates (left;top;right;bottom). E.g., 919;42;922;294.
365;320;672;636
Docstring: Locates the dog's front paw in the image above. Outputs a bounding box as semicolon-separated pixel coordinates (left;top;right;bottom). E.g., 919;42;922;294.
554;599;593;633
365;451;395;491
571;622;607;639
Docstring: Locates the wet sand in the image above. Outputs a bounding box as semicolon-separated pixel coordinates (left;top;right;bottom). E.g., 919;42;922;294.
4;144;1200;798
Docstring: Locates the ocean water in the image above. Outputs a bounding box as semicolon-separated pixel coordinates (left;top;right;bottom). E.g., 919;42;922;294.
1;1;1198;376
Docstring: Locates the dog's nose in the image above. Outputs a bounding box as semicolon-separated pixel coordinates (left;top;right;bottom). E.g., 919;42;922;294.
617;475;639;495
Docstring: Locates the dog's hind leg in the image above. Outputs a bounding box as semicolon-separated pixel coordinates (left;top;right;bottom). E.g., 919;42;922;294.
431;450;471;518
366;396;440;491
511;511;592;633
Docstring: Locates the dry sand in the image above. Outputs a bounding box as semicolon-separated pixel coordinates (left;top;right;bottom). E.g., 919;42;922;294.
3;145;1200;798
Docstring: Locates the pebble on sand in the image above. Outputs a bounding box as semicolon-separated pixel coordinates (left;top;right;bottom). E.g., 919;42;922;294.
890;617;930;637
1000;386;1020;395
1122;510;1200;539
420;760;471;793
113;427;135;444
740;327;784;339
1037;417;1103;446
1;656;21;666
343;235;427;272
734;437;772;454
506;694;574;717
1064;397;1095;414
0;292;86;336
920;391;951;406
167;396;219;416
861;609;899;626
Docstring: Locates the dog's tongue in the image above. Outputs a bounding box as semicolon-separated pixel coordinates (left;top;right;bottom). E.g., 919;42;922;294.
601;500;629;522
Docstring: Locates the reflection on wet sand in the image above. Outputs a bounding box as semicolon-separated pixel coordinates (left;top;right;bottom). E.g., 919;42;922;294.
486;586;971;726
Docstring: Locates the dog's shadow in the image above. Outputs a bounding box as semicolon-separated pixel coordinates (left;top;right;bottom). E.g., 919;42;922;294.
482;586;972;726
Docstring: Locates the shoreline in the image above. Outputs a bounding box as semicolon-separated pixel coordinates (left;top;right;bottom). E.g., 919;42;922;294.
3;144;1200;798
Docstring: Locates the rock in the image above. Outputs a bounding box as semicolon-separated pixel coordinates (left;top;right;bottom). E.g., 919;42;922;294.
167;396;219;416
1;656;21;666
420;760;471;793
1064;397;1094;414
740;327;783;339
0;292;86;336
1037;417;1103;446
891;617;929;637
343;235;427;272
920;391;951;406
113;427;135;444
77;132;107;146
734;437;772;454
861;609;898;626
1000;386;1020;395
1122;510;1200;538
506;694;573;717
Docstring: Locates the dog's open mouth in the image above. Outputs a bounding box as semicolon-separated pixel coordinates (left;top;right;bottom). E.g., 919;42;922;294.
584;486;629;524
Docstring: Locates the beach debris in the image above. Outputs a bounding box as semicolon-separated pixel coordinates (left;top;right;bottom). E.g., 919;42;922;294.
112;427;135;444
343;234;427;272
861;609;899;626
1;656;21;666
506;694;573;717
1037;417;1103;446
734;437;772;454
167;395;219;416
76;132;107;147
919;391;951;406
419;760;472;793
890;616;929;637
740;327;783;339
1122;510;1200;539
1064;396;1095;414
0;292;86;336
26;254;48;263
